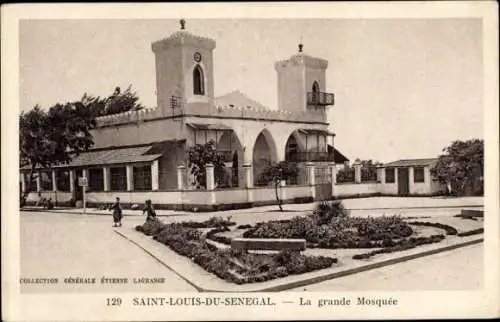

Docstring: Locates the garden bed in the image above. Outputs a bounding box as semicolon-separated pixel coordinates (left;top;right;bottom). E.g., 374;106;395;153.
135;219;337;284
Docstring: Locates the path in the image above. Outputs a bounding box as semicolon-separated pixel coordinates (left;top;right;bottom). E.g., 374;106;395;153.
289;244;483;291
20;212;197;293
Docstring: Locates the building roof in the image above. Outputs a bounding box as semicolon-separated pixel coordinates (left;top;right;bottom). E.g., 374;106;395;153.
327;145;350;163
20;140;186;170
382;158;438;168
215;90;271;111
186;123;233;131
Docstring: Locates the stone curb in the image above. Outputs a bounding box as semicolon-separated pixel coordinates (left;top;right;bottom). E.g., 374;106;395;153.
21;203;483;217
259;237;483;292
114;229;483;292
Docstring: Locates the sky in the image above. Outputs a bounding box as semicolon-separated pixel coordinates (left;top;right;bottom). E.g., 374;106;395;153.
19;18;483;163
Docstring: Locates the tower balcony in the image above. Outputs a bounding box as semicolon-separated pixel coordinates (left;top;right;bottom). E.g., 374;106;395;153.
307;92;335;106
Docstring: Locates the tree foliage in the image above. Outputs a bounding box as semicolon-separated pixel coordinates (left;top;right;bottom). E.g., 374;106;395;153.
258;161;300;211
187;140;226;189
431;139;484;196
81;85;144;117
19;102;97;204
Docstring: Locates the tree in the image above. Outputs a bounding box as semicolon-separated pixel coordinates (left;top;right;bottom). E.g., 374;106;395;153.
431;139;484;196
187;140;226;189
80;85;144;117
19;102;97;205
258;161;299;211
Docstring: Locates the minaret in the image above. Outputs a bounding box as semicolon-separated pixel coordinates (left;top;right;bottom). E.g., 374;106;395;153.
274;41;334;115
151;19;216;113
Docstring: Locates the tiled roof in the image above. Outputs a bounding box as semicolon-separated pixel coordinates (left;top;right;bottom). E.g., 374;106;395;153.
215;90;270;111
383;158;438;168
21;146;163;170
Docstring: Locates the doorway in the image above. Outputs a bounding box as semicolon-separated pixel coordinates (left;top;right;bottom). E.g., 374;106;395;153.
397;167;409;196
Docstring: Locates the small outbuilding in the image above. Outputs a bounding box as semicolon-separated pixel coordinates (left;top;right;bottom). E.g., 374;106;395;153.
377;158;446;196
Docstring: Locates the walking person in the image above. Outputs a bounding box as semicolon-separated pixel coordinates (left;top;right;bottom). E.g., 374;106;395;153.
110;197;122;227
142;199;156;222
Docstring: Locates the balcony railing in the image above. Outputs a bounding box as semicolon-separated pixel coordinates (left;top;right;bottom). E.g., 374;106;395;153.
285;152;334;162
307;92;335;106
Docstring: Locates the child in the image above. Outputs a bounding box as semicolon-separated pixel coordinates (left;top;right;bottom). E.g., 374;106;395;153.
142;199;156;221
110;197;122;227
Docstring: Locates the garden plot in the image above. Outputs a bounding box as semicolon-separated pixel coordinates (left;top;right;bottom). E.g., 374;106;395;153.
132;201;483;287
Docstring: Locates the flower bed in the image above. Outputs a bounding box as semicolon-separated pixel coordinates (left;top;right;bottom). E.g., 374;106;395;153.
134;220;336;284
407;221;458;235
243;215;414;249
180;216;236;228
206;226;232;245
351;234;445;260
457;228;484;237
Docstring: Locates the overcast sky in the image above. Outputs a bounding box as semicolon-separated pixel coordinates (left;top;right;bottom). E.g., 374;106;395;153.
19;18;483;163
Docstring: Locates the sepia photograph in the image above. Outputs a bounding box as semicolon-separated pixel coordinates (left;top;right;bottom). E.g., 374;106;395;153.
2;2;499;321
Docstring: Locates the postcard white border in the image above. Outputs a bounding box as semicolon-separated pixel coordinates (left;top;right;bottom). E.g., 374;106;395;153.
2;2;499;321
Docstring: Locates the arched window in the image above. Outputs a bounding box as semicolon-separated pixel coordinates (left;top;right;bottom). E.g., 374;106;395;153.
193;65;205;95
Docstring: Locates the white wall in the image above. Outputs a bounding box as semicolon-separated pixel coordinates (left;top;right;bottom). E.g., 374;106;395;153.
333;183;379;197
86;191;182;205
26;191;73;203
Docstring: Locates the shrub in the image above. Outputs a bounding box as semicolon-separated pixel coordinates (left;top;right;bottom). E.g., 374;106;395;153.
408;221;458;235
457;228;484;237
243;213;414;250
181;216;236;228
312;200;350;225
134;221;337;284
236;224;253;230
352;234;445;260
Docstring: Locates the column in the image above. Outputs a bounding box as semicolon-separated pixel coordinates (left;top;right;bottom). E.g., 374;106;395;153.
82;169;89;191
378;167;386;184
36;172;42;192
205;163;215;190
126;165;133;192
305;162;315;186
353;161;362;183
243;163;253;203
177;165;185;190
51;170;57;191
329;162;337;184
409;167;414;194
20;172;26;194
151;160;159;191
242;163;253;188
69;169;75;193
103;167;110;192
305;162;315;200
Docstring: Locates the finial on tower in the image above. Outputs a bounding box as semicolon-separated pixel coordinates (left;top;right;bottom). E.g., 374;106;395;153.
298;43;303;53
180;19;186;30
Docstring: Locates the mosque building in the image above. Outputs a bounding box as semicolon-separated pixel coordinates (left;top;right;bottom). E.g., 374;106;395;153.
21;19;353;210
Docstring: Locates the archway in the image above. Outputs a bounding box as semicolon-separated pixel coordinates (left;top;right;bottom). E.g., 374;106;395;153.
252;129;278;186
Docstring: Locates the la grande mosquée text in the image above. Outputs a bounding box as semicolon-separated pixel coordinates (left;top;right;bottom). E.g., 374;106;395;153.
20;277;398;308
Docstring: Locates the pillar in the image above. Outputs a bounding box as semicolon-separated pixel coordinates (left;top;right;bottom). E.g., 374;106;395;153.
305;162;315;199
329;162;337;184
409;167;414;194
378;167;386;184
20;172;26;194
243;163;253;203
36;172;41;192
126;165;133;192
305;162;315;186
82;168;89;191
242;163;253;188
151;160;159;191
51;170;57;191
205;163;215;190
177;165;185;190
69;169;75;193
103;167;110;192
353;161;362;183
